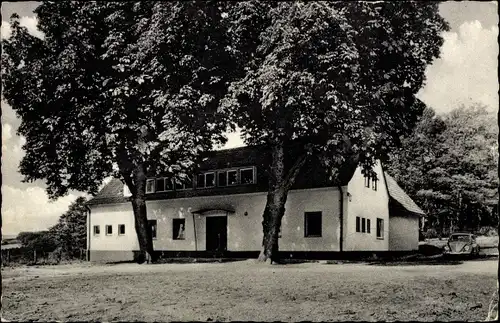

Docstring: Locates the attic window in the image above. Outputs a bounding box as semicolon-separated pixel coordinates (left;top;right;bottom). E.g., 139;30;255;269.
197;172;215;188
146;179;155;194
176;176;193;190
218;169;238;187
156;177;174;192
240;167;256;184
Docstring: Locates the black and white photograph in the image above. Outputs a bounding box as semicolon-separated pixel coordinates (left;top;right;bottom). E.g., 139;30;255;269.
1;1;498;321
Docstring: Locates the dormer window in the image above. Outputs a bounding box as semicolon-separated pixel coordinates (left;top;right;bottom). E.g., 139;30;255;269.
156;177;174;192
218;169;238;187
176;176;193;190
197;172;215;189
146;179;155;194
240;167;255;184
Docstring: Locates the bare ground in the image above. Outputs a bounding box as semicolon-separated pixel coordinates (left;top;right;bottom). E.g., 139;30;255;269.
1;259;498;322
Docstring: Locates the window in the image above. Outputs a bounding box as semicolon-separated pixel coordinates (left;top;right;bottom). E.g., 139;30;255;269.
93;225;100;236
148;220;157;240
364;175;371;188
218;171;227;187
377;218;384;239
176;176;193;190
240;168;255;184
361;218;366;233
146;179;155;194
218;170;238;187
118;224;125;235
156;177;174;192
197;172;215;188
356;216;361;232
227;170;238;186
372;178;377;191
304;212;322;237
106;225;113;236
367;219;371;234
173;218;186;240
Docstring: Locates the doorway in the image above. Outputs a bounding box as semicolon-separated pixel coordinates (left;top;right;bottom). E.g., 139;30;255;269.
206;216;227;252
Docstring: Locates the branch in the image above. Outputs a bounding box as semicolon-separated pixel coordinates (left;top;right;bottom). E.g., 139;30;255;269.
283;153;309;191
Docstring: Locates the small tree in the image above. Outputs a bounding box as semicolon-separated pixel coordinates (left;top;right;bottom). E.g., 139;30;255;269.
49;196;88;259
2;2;235;262
223;1;449;262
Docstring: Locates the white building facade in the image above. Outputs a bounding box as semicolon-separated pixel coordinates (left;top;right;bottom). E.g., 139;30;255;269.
86;147;424;262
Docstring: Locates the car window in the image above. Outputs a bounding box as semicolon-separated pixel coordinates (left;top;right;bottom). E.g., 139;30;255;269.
450;235;471;241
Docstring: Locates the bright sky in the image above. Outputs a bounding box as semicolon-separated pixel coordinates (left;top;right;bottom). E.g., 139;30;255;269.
1;1;498;235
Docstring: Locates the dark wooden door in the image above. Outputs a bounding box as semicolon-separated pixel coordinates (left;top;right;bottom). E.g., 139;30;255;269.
206;216;227;252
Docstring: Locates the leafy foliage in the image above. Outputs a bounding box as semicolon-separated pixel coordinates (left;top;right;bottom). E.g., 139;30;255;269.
1;2;234;199
48;196;88;259
221;2;448;260
222;2;449;172
2;2;237;261
387;104;498;234
17;231;57;253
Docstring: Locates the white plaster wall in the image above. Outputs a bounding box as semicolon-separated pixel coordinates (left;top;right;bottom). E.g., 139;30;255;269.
280;188;341;251
345;162;390;251
89;203;139;251
89;187;342;252
146;193;267;251
389;216;419;251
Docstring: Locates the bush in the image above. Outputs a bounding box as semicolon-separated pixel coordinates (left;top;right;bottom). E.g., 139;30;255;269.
423;228;439;239
478;226;498;237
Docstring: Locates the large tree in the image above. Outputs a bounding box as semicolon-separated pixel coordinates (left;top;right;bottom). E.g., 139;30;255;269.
387;104;498;235
2;2;235;262
222;1;449;262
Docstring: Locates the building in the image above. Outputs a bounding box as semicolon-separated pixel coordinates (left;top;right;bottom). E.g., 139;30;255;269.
86;146;425;262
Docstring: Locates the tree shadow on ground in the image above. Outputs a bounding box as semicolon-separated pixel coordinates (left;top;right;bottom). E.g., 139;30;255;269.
368;258;463;266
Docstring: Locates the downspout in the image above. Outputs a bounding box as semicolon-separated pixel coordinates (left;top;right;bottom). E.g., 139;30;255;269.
192;212;198;254
337;185;344;253
85;205;91;261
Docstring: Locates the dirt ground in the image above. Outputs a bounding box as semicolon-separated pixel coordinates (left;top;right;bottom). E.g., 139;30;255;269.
1;259;498;322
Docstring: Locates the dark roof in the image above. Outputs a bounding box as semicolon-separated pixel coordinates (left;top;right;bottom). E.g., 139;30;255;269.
87;179;129;205
384;172;425;216
87;145;358;206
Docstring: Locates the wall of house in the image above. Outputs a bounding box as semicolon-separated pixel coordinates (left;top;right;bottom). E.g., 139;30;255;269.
146;187;341;252
88;187;342;260
389;215;419;251
345;162;390;251
88;203;139;262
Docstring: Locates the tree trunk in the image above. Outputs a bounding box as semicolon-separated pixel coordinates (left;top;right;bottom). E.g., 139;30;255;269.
130;163;156;264
258;188;288;263
258;144;308;263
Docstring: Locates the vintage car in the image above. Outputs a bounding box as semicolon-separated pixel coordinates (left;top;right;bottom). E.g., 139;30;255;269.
443;233;480;257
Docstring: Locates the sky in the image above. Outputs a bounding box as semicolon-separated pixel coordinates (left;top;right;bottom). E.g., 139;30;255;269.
1;1;499;235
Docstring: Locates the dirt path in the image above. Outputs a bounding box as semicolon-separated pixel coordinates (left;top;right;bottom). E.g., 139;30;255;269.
2;259;498;322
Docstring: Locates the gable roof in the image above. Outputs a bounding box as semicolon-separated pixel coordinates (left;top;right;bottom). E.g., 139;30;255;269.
87;145;359;206
384;172;425;216
87;178;128;205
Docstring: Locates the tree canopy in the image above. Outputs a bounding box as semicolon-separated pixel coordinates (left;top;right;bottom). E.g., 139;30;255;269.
387;104;498;235
221;1;449;261
2;1;236;261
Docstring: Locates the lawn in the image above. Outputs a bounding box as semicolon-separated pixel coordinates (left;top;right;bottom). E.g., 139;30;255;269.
1;259;498;322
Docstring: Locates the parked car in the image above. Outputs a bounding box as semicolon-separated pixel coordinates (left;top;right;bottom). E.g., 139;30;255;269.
443;233;480;257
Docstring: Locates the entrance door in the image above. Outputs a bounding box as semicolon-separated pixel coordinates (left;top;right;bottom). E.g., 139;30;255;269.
206;216;227;252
